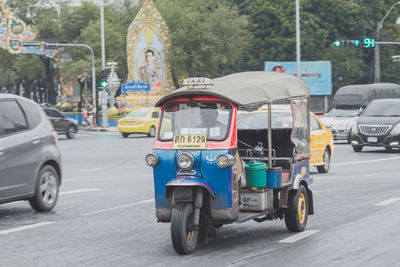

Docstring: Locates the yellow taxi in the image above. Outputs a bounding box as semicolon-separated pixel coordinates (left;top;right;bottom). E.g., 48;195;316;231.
117;107;160;138
238;106;334;173
310;112;334;173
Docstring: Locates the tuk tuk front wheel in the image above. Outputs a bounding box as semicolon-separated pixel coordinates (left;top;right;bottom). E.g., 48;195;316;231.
171;203;198;255
285;185;308;232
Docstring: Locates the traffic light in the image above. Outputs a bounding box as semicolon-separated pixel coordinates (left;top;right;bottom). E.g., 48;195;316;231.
100;69;108;88
333;38;375;48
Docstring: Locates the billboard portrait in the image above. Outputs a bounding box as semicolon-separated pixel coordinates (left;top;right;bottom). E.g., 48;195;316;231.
265;61;332;96
126;0;173;93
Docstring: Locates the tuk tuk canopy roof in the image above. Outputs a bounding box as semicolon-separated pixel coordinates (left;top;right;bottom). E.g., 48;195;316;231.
333;83;400;108
156;72;310;107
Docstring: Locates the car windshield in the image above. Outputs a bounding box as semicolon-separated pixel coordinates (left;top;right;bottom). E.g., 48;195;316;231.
238;112;293;129
126;110;149;118
159;101;231;141
325;108;358;117
362;101;400;117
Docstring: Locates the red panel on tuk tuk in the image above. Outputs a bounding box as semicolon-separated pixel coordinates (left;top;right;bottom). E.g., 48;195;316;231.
153;96;238;150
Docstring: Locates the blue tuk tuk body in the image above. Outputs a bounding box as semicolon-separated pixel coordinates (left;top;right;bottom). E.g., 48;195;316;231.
146;72;313;254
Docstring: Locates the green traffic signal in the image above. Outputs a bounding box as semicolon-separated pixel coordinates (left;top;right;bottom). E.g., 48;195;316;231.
100;80;108;88
333;38;375;48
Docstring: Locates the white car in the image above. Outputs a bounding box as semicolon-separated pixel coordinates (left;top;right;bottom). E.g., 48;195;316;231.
320;108;360;143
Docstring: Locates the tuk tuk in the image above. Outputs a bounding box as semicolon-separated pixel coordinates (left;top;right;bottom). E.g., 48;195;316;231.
145;71;314;255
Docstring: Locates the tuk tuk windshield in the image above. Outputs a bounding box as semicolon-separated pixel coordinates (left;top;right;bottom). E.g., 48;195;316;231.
159;101;232;141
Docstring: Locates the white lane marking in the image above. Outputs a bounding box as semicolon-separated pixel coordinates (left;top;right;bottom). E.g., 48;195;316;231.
81;168;104;171
332;156;400;166
82;198;154;216
0;222;55;235
374;198;400;207
63;179;78;182
363;173;377;177
60;188;103;195
279;229;320;243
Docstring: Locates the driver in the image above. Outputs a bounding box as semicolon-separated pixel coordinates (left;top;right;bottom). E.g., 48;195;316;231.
197;104;227;138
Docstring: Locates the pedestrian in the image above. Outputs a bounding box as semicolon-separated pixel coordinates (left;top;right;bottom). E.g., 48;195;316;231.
87;103;94;127
82;108;89;127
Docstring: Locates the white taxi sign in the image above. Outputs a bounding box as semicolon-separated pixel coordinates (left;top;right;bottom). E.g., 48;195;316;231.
182;77;213;88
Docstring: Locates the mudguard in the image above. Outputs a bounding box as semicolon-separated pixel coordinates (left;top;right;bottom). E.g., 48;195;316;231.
166;177;216;199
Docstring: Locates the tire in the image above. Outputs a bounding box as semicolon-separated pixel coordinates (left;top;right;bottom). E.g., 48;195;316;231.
352;145;363;152
66;125;77;139
122;133;129;138
148;126;156;137
171;203;198;255
285;185;308;232
29;165;59;212
385;147;392;151
317;148;330;173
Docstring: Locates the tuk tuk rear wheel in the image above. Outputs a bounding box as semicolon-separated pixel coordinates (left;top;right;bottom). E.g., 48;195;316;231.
171;203;198;255
284;185;308;232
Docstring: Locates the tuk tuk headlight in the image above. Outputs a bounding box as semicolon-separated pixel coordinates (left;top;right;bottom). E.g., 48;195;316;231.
217;154;236;168
177;152;194;170
145;153;159;167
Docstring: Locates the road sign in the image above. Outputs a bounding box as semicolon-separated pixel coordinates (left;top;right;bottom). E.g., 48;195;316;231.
72;83;81;102
121;81;150;93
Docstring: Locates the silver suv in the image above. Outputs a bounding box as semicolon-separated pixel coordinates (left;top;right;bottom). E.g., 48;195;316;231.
0;94;62;211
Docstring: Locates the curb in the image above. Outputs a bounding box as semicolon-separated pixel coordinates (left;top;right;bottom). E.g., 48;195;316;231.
79;127;119;133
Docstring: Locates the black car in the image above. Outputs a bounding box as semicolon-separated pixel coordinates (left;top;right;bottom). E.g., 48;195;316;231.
42;107;78;139
350;99;400;152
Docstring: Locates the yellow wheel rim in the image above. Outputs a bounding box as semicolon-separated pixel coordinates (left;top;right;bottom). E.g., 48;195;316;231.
298;193;306;224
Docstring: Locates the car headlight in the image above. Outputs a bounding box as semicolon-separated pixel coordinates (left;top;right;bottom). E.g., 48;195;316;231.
391;123;400;134
145;153;159;167
177;152;194;170
217;154;236;168
351;123;358;134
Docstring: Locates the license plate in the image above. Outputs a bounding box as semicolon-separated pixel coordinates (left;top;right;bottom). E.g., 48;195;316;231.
173;135;207;150
126;121;136;125
367;137;378;143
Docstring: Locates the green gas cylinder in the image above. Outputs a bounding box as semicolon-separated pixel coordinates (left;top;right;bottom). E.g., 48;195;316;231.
245;161;268;188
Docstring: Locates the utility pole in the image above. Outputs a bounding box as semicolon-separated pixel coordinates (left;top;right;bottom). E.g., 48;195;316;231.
375;2;400;83
375;23;381;83
296;0;301;78
100;0;108;127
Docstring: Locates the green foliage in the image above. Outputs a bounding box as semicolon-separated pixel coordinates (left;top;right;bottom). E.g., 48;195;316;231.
3;0;400;98
155;0;252;83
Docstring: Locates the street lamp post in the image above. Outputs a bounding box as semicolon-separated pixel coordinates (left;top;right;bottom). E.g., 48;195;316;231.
23;42;97;116
375;2;400;83
27;0;61;31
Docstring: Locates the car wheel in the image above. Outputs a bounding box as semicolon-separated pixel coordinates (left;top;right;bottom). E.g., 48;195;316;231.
385;147;392;151
317;148;330;173
352;145;363;152
148;126;156;137
66;125;77;139
171;203;198;255
284;185;308;232
122;133;129;138
29;165;59;212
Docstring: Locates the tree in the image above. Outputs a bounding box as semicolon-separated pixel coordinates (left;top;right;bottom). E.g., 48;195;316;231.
155;0;252;85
